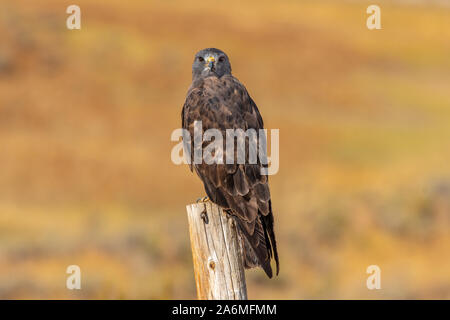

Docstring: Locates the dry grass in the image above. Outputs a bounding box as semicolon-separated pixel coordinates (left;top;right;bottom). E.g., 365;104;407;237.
0;0;449;299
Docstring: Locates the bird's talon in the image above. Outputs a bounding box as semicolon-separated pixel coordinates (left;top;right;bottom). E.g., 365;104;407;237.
196;196;210;203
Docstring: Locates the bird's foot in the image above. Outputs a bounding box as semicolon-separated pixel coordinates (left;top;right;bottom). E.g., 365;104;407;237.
196;196;210;203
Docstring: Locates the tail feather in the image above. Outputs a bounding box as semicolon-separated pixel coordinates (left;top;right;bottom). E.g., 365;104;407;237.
233;211;278;278
264;200;279;275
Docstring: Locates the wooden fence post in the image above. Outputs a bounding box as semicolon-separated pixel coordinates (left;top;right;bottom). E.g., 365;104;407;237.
186;201;248;300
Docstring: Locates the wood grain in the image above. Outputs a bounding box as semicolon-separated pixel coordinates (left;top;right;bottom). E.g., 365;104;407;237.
186;202;247;300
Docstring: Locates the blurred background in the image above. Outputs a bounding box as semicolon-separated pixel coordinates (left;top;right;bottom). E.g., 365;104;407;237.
0;0;449;299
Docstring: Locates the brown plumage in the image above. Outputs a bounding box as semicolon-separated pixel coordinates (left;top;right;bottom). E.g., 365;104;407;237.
182;48;279;278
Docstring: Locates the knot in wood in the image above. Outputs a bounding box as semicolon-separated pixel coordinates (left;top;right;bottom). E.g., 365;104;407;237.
201;209;209;224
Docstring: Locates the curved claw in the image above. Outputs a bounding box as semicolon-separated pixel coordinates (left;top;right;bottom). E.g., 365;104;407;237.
196;196;210;203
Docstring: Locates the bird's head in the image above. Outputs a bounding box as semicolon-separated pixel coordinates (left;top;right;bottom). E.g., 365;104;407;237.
192;48;232;80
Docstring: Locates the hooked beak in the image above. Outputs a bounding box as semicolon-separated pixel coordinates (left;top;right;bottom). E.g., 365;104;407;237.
205;56;215;70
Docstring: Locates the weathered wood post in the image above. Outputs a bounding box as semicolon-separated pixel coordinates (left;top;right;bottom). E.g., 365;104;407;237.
186;201;248;300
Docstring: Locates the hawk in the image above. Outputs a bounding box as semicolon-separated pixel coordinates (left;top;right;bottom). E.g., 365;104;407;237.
182;48;279;278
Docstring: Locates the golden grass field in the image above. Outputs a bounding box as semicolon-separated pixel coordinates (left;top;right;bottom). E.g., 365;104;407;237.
0;0;449;299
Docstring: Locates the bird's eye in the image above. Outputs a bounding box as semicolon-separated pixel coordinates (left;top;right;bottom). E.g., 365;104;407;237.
218;56;225;62
198;57;204;62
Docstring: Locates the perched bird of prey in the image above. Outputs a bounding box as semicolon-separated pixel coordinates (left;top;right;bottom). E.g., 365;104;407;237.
181;48;279;278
